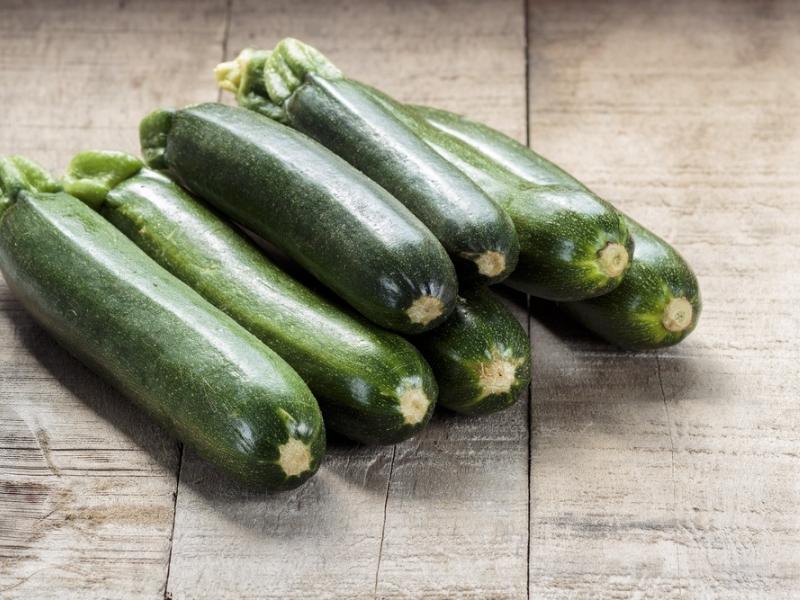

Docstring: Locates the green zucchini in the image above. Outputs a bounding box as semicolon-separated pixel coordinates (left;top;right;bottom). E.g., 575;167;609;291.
409;105;582;188
407;105;701;349
140;102;457;334
64;151;438;444
357;84;633;301
0;156;324;489
216;40;520;285
416;288;530;416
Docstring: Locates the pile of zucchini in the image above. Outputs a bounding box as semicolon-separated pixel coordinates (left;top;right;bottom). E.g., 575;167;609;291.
0;38;700;490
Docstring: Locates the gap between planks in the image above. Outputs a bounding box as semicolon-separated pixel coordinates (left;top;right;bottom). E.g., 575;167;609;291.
656;354;684;598
523;3;533;600
373;445;396;598
162;2;233;598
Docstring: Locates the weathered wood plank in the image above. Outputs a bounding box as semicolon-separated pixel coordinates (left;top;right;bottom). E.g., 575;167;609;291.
527;0;800;597
0;314;178;599
165;1;530;599
0;1;228;598
0;0;228;171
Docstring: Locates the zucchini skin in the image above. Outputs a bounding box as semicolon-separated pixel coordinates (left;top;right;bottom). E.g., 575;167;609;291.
284;76;520;284
416;288;531;416
408;105;581;189
140;102;457;334
67;156;437;444
0;171;324;489
360;86;633;301
217;41;519;285
409;105;702;349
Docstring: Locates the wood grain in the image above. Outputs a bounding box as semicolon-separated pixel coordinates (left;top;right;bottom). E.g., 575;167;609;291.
527;0;800;597
164;2;530;599
0;1;227;598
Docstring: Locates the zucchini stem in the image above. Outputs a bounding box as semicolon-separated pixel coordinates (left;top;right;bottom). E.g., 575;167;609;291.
63;151;143;210
216;39;342;120
471;250;507;278
397;385;431;425
140;109;176;169
662;297;693;333
0;156;61;216
597;241;629;278
277;437;313;478
476;354;520;401
262;38;342;106
214;54;246;93
406;295;445;327
215;48;288;122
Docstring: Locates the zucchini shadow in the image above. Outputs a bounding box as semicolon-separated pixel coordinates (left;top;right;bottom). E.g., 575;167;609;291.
528;296;728;404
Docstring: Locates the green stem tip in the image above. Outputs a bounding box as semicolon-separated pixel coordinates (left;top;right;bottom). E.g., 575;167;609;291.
215;38;342;120
139;109;176;170
0;156;61;215
263;38;342;105
62;151;143;210
215;47;265;94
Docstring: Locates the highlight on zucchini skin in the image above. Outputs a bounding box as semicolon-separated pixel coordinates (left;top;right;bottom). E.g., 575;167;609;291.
216;39;520;286
356;83;634;301
139;102;458;334
405;104;702;349
1;156;326;490
64;150;439;445
415;288;531;416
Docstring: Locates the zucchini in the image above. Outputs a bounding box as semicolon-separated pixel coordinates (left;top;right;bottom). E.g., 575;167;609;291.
358;84;633;301
406;105;702;349
140;102;457;334
216;40;520;285
416;288;530;415
64;151;438;444
0;156;325;489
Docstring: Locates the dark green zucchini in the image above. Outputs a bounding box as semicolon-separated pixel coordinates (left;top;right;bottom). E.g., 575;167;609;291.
0;156;324;489
416;288;530;416
140;102;457;334
409;105;583;189
64;151;438;444
358;85;633;301
216;40;520;285
407;105;702;349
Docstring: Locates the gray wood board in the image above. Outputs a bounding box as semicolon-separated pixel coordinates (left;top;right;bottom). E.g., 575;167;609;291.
0;0;798;598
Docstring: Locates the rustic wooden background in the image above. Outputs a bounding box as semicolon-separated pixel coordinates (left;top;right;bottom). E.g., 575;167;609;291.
1;0;798;598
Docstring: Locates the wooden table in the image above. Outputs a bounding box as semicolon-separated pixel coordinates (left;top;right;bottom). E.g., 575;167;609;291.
2;1;798;598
